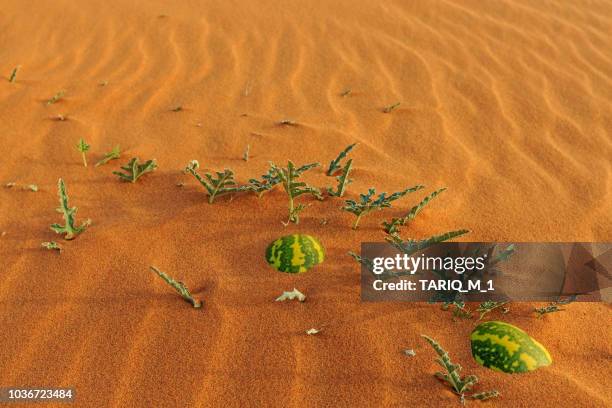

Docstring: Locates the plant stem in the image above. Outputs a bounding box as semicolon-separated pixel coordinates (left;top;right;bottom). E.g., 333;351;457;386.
352;214;362;230
81;152;88;167
288;195;295;223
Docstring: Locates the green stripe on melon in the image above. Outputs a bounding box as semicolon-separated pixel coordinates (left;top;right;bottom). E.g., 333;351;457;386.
265;234;324;273
471;321;552;373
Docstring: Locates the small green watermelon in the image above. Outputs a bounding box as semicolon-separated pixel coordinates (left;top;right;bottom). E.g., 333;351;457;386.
265;234;324;273
471;321;552;373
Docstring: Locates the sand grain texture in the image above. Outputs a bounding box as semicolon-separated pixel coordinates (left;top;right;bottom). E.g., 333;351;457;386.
1;0;611;407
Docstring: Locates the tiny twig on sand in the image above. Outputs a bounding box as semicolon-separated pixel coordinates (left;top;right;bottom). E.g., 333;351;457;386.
9;66;20;83
382;102;401;113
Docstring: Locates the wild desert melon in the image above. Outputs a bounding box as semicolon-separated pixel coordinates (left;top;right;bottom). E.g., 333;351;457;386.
265;234;324;273
471;321;552;373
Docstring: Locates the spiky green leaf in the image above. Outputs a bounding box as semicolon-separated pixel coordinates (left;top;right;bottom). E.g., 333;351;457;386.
382;188;447;234
326;143;357;176
185;160;243;203
95;145;121;167
113;157;157;183
270;161;322;224
50;178;91;240
327;159;353;197
343;185;424;229
150;266;202;308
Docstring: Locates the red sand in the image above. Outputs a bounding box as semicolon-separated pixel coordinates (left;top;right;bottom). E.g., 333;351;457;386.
0;0;611;406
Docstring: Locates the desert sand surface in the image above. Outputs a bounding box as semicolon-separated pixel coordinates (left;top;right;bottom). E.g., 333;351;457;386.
1;0;611;406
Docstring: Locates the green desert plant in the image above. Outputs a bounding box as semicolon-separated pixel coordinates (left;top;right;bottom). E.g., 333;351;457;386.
76;138;90;167
343;186;424;229
269;161;323;224
243;167;281;198
383;102;400;113
385;229;471;255
326;143;357;176
382;188;447;234
114;158;157;183
421;335;499;405
46;90;65;105
442;301;473;321
150;266;202;308
348;251;375;270
275;288;306;302
41;241;62;252
185;160;243;203
327;159;353;197
534;295;577;318
475;301;508;321
8;66;19;83
50;178;91;240
95;145;121;167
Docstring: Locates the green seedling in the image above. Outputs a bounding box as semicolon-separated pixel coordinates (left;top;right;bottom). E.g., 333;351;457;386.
243;167;281;198
46;90;66;105
475;301;508;321
422;335;499;405
114;158;157;183
150;266;202;308
326;143;357;176
383;102;401;113
276;288;306;302
184;160;243;203
95;145;121;167
243;144;250;162
534;295;577;317
270;161;323;224
343;185;424;229
41;241;62;252
50;178;91;240
76;138;90;167
383;188;447;234
327;158;353;197
442;301;473;321
9;66;20;83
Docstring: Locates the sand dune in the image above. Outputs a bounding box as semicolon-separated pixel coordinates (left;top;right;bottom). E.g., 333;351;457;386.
0;0;611;406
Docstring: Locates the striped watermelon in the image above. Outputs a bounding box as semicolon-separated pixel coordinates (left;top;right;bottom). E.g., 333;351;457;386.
471;321;552;373
266;234;324;273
